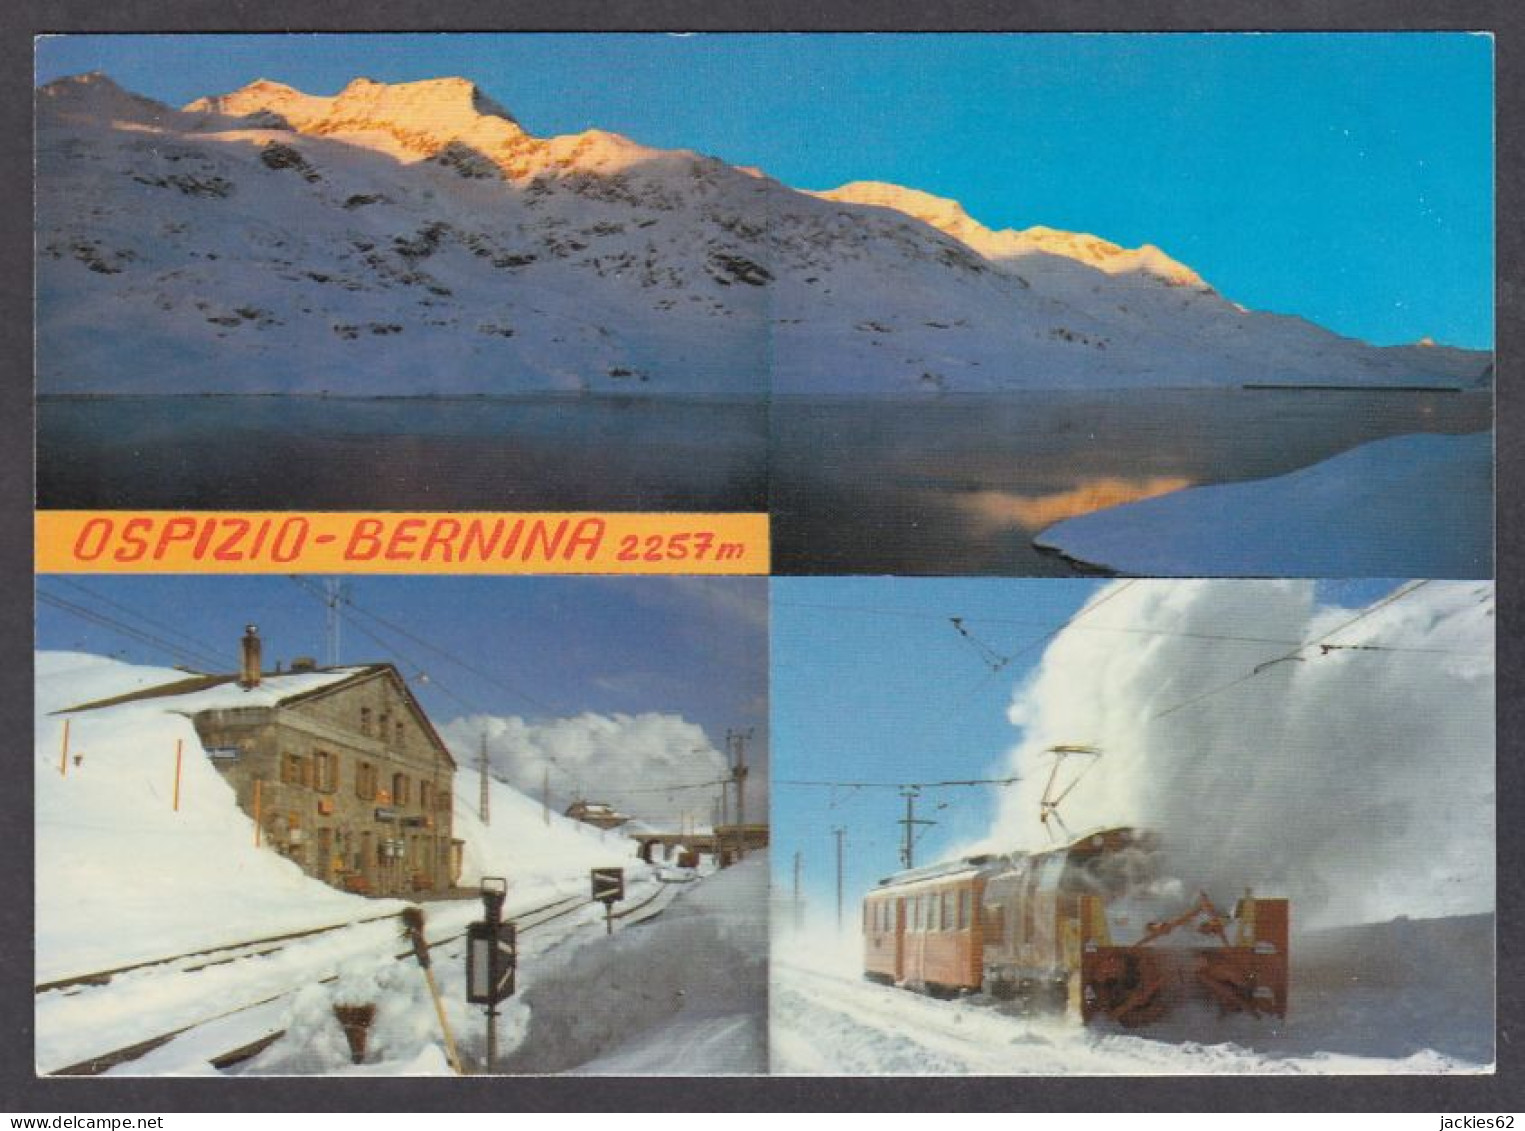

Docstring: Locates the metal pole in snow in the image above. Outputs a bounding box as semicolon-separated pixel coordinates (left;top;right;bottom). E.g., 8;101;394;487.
793;850;803;931
59;718;71;778
172;739;183;812
834;827;846;932
485;894;501;1073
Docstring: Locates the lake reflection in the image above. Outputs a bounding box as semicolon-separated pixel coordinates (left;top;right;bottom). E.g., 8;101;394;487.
38;396;769;512
770;389;1492;575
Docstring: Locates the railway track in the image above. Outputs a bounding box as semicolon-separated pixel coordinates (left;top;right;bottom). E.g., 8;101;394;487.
36;910;407;996
43;881;681;1077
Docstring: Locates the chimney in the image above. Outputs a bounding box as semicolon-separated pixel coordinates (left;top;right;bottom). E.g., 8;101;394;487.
239;624;263;690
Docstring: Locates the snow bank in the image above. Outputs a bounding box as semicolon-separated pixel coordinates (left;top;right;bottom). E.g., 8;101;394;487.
503;853;769;1074
35;652;384;984
1035;431;1493;577
977;580;1494;931
451;772;648;891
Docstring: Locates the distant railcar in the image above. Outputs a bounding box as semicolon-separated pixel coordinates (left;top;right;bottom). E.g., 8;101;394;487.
862;827;1288;1026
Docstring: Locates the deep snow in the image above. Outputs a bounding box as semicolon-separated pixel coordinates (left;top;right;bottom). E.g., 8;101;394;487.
770;913;1491;1074
502;853;769;1074
1033;431;1493;577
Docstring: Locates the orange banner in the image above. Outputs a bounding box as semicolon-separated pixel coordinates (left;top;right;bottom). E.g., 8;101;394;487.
36;511;769;575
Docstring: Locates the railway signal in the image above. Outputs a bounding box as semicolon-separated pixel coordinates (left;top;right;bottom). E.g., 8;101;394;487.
592;866;624;935
465;876;516;1073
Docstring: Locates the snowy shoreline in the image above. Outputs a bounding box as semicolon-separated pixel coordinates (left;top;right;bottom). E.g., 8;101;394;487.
1034;431;1493;578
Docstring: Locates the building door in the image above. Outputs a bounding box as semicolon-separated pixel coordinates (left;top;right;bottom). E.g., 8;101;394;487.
316;828;333;883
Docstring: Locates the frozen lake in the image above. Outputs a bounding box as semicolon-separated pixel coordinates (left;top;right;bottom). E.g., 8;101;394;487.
770;388;1492;575
38;395;770;512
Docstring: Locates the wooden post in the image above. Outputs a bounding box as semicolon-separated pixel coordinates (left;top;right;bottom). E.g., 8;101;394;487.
59;719;71;778
172;739;183;812
253;778;263;847
401;908;464;1075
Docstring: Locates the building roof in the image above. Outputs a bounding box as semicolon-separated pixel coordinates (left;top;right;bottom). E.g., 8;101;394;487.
58;662;457;770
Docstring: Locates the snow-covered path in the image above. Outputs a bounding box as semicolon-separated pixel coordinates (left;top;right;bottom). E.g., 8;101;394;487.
769;930;1490;1076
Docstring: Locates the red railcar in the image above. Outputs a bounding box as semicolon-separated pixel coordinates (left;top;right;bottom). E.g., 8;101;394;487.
863;855;1005;995
863;827;1289;1026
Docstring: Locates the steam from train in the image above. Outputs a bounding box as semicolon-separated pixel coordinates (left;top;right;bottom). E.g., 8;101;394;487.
980;580;1493;930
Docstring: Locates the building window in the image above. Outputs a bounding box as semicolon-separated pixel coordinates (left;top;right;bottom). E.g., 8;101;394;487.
360;707;372;737
420;781;434;812
314;750;339;793
394;720;405;748
280;752;307;786
356;760;377;800
392;772;410;806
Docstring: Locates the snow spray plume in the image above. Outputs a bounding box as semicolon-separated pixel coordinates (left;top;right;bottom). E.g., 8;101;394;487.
982;580;1493;930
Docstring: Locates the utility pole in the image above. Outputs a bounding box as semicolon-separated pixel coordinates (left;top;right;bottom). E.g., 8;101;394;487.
833;827;846;932
323;579;348;668
478;733;490;825
792;850;803;931
726;728;753;860
898;786;935;869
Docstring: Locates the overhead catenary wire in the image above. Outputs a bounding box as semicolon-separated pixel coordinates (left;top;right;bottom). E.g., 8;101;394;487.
286;577;726;808
776;775;1021;790
286;576;558;716
36;589;227;672
1151;580;1434;722
48;578;232;664
776;597;1480;657
284;577;588;794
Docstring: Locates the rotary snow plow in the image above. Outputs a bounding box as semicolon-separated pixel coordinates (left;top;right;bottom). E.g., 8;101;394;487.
1074;886;1289;1027
985;828;1289;1028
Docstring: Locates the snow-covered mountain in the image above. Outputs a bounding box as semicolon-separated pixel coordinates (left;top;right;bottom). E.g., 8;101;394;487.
36;72;1490;395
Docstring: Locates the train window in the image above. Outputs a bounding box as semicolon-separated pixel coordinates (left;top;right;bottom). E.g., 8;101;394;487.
959;890;971;930
940;891;951;931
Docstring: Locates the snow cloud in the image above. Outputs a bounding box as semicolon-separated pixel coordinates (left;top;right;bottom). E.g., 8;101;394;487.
979;580;1494;930
439;711;729;826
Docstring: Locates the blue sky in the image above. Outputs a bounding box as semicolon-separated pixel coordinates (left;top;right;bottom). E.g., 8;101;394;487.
35;32;1493;349
35;575;769;783
770;577;1404;917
